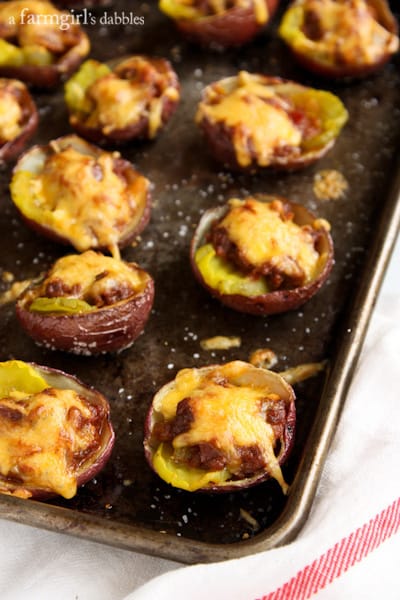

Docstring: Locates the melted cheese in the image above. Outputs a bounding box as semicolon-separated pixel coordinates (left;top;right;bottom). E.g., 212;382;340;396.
156;362;288;491
85;75;149;134
0;388;98;498
162;0;268;23
0;1;83;55
12;145;149;254
29;250;148;306
0;85;22;141
281;0;399;66
218;198;320;283
197;72;301;167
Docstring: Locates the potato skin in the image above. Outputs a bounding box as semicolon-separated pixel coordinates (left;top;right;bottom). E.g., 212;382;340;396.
0;362;115;499
279;0;399;79
0;79;38;163
174;0;279;48
0;0;90;88
190;199;334;315
68;57;180;145
143;362;296;493
11;135;152;252
196;74;347;172
16;273;155;355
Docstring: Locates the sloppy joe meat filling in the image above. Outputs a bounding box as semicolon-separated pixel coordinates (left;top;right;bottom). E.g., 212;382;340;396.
152;363;289;488
297;0;399;65
75;57;179;137
208;198;323;289
24;250;149;309
196;71;321;167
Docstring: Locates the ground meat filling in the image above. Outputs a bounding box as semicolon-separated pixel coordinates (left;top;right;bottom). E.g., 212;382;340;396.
115;57;173;96
23;251;148;312
208;199;323;290
154;392;288;477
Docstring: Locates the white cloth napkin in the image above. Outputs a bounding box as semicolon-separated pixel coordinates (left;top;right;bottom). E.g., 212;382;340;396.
1;239;399;600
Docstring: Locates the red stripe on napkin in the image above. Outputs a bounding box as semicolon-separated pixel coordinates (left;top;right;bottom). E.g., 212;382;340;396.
257;497;400;600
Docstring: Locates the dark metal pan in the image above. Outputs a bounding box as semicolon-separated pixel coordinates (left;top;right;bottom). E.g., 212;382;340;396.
0;0;399;563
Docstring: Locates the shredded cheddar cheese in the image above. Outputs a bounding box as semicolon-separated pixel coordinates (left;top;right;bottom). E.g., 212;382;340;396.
23;250;149;310
153;362;291;492
279;0;399;67
0;387;99;498
0;85;22;141
11;143;149;255
196;72;302;167
217;198;321;284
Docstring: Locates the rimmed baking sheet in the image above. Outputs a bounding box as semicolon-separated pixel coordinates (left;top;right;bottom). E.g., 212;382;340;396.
0;0;399;563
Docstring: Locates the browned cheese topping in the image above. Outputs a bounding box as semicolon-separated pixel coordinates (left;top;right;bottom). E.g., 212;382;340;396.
196;71;320;168
0;0;85;57
153;362;290;491
0;387;103;498
85;57;179;137
0;80;23;142
24;250;149;308
300;0;399;65
209;198;328;289
29;144;148;254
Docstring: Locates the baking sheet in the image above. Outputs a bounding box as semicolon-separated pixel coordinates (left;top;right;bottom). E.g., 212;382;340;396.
0;0;399;563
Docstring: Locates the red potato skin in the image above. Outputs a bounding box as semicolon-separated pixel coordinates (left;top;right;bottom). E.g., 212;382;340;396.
0;82;38;163
16;276;155;355
12;138;152;252
0;29;90;88
283;0;399;79
190;199;334;316
69;58;180;145
196;74;341;172
143;365;296;493
0;363;115;499
287;46;397;80
174;0;279;48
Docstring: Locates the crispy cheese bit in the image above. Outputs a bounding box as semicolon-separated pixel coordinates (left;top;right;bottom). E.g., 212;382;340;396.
0;387;101;499
0;279;33;306
279;361;326;385
24;250;149;311
0;83;23;142
200;335;242;350
197;72;302;168
154;362;289;493
11;145;149;253
249;348;278;370
313;169;349;201
280;0;399;67
240;507;260;530
217;198;321;285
